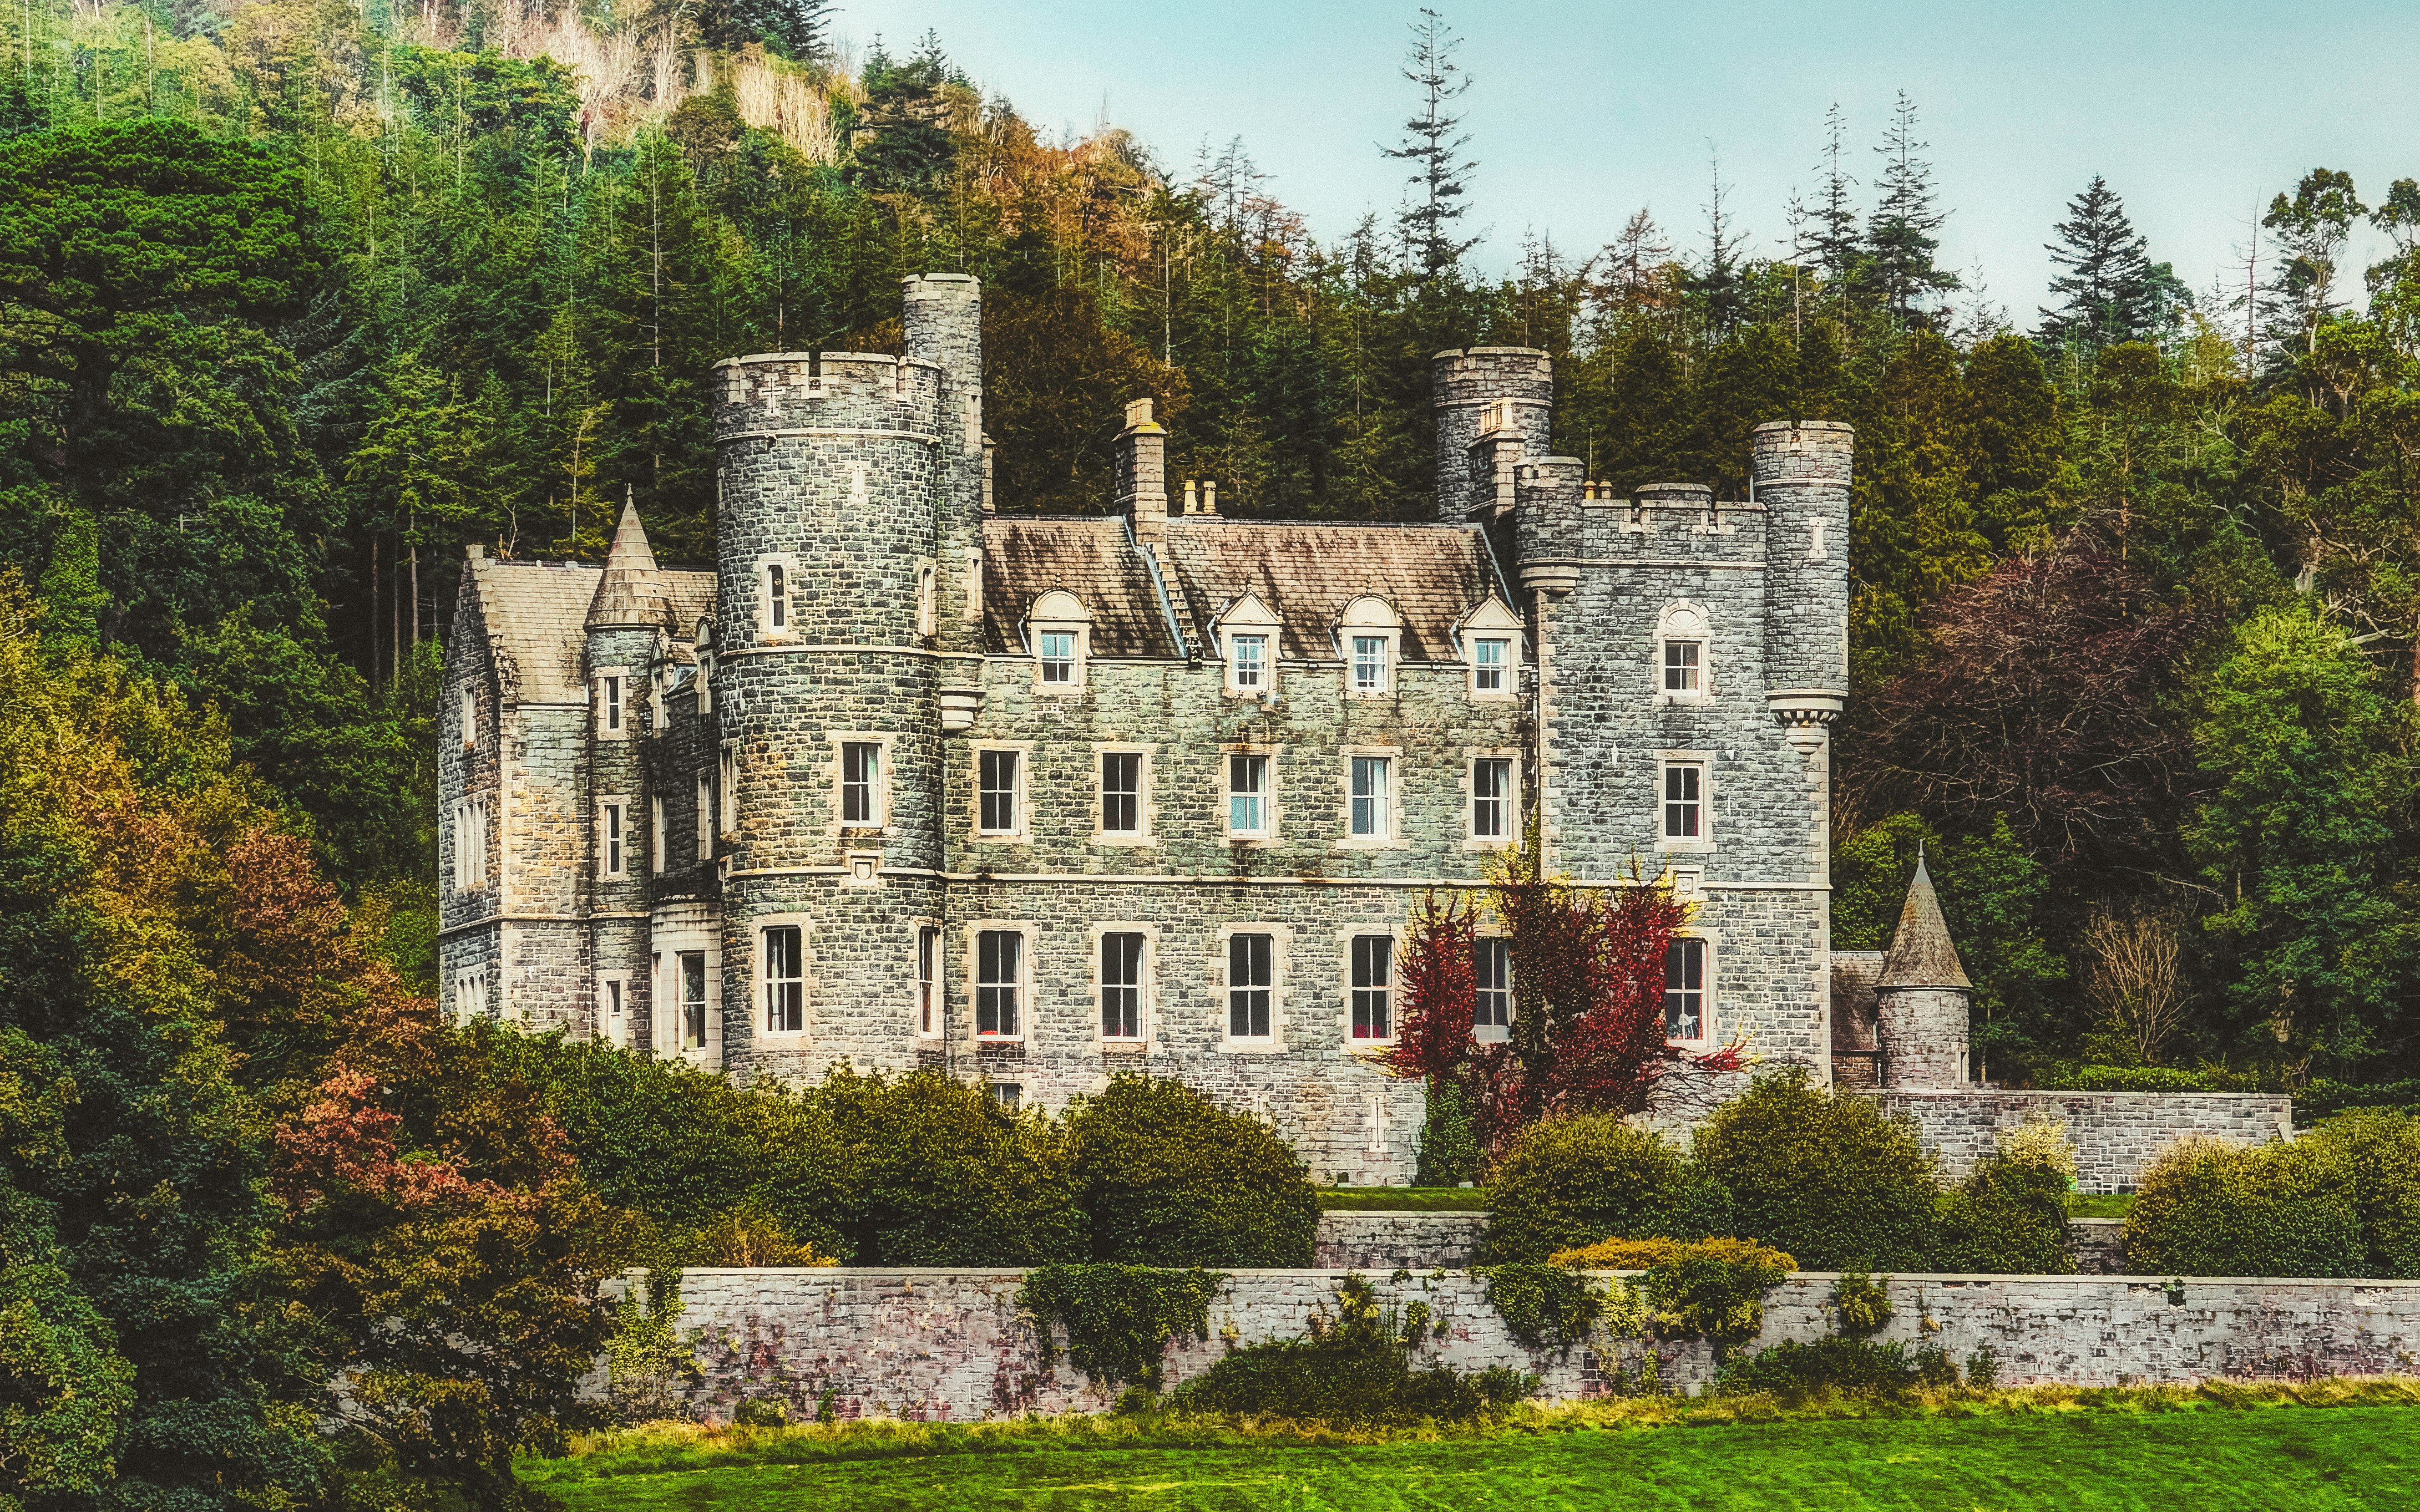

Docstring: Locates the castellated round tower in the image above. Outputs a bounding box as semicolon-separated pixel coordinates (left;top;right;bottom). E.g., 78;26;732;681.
1432;347;1553;519
707;273;984;1079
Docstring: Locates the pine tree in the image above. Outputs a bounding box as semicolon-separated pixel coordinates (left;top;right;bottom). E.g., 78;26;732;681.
2039;175;2181;350
1867;92;1960;328
1384;7;1478;282
1695;145;1748;338
1806;103;1864;307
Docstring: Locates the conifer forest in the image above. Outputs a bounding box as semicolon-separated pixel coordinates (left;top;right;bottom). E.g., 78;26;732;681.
4;1;2420;1501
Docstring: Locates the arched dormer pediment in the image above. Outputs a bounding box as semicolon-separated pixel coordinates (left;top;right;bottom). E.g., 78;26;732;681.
1026;589;1091;692
1336;594;1402;697
1338;593;1402;631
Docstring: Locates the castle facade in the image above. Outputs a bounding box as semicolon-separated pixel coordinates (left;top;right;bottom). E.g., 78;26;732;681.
436;273;1889;1184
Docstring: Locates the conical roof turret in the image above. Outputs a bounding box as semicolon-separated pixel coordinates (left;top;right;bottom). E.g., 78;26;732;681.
586;501;668;630
1877;850;1971;990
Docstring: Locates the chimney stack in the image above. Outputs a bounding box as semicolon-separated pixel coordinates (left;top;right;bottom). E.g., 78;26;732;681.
1115;397;1168;546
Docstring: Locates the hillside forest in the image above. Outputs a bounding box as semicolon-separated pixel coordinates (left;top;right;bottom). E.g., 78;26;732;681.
5;0;2420;1096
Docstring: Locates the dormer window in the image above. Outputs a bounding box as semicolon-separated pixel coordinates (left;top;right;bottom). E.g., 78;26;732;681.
1233;635;1268;689
1456;596;1523;702
1338;596;1401;699
1215;591;1283;698
1029;590;1090;692
1472;637;1507;691
1351;637;1388;692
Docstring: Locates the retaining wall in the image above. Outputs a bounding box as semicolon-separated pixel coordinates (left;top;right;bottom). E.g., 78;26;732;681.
1313;1211;1487;1270
1864;1090;2296;1193
638;1266;2420;1423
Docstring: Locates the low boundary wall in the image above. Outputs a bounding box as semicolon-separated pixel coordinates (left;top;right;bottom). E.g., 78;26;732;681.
1314;1211;1486;1270
641;1266;2420;1423
1862;1090;2296;1193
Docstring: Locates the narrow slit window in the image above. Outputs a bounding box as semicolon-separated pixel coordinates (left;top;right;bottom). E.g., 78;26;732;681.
1228;932;1273;1039
1100;932;1145;1040
1663;763;1703;840
916;925;940;1036
718;747;737;834
602;801;625;877
1473;637;1508;692
842;742;881;825
604;978;624;1034
696;773;714;861
1100;752;1141;834
460;686;478;748
1664;938;1706;1041
602;674;623;733
679;951;708;1051
1350;757;1391;839
651;796;666;872
976;930;1021;1037
979;750;1020;834
763;926;803;1033
1476;937;1512;1031
1472;758;1511;839
1229;754;1269;836
1350;934;1393;1039
767;564;788;630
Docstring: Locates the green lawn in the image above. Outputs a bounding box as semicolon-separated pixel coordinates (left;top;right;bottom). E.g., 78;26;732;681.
1314;1187;1489;1212
2068;1193;2139;1219
526;1389;2420;1511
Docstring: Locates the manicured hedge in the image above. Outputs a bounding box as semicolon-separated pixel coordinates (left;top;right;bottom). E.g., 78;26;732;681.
2124;1135;2362;1278
2304;1109;2420;1278
1933;1122;2075;1275
821;1066;1084;1266
1065;1074;1320;1267
1480;1113;1727;1262
1692;1070;1941;1271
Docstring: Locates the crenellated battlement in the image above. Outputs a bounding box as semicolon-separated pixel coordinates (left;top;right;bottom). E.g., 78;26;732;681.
710;352;945;442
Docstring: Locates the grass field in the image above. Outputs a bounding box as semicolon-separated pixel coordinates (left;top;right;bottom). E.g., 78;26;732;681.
1313;1187;1489;1212
524;1382;2420;1511
2066;1193;2139;1219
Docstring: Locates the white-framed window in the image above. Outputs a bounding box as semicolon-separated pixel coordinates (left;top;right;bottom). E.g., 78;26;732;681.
1098;930;1147;1042
1475;936;1512;1039
596;669;628;738
718;743;737;835
975;928;1024;1038
1470;756;1515;842
598;971;631;1048
1227;931;1274;1041
1661;758;1709;846
695;772;715;862
1227;752;1272;839
841;740;884;827
1030;589;1090;691
1232;634;1269;689
993;1082;1022;1110
1664;937;1708;1043
1348;754;1394;841
1472;637;1510;693
1457;596;1523;701
460;685;478;749
1338;596;1401;699
1350;933;1394;1041
915;924;942;1038
1097;748;1148;840
599;798;627;879
676;951;711;1051
1217;592;1283;697
651;796;667;873
761;924;804;1034
976;747;1024;837
1655;601;1713;703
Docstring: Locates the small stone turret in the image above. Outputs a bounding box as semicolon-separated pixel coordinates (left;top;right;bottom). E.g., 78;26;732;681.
1434;347;1552;519
1875;852;1972;1087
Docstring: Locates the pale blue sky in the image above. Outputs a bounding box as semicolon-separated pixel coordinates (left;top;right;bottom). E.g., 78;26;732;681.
837;0;2420;327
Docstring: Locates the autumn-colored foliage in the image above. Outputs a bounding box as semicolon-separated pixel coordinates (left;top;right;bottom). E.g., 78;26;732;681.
1381;830;1747;1163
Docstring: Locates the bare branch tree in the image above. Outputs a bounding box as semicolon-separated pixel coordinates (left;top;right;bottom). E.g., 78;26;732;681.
2083;902;2187;1065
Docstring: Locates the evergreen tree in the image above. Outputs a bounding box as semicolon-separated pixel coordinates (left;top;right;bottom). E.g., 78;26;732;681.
1867;92;1960;328
1694;146;1748;338
2040;175;2187;349
1805;103;1865;310
1383;7;1478;282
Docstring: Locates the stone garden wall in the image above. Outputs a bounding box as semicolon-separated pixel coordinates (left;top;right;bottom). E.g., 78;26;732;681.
634;1265;2420;1423
1313;1211;1487;1270
1864;1089;2297;1193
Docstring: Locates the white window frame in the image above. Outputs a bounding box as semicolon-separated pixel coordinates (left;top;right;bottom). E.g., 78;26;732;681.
968;922;1032;1042
453;800;489;893
1216;592;1283;698
755;916;809;1039
1466;749;1520;849
1654;600;1715;705
829;733;894;833
661;946;721;1063
1663;932;1716;1048
1223;745;1276;842
1339;746;1404;849
1338;596;1401;700
1343;928;1400;1046
1093;744;1154;845
973;742;1032;841
1092;922;1153;1046
596;970;632;1048
1217;924;1286;1049
1457;595;1524;702
1474;933;1513;1043
598;796;629;879
913;921;943;1039
759;554;798;640
1029;590;1091;692
595;667;630;739
1658;752;1713;853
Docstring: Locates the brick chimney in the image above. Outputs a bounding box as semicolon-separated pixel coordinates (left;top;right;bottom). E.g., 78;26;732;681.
1115;397;1168;546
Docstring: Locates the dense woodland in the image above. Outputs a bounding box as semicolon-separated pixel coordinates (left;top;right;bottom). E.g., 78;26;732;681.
4;1;2420;1502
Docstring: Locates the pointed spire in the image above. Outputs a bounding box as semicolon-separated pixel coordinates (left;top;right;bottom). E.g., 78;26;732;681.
586;501;666;630
1877;851;1972;990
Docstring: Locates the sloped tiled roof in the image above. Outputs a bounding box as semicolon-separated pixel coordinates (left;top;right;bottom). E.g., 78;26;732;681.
467;559;602;703
1831;951;1884;1054
1158;519;1502;662
982;517;1180;657
1879;855;1972;990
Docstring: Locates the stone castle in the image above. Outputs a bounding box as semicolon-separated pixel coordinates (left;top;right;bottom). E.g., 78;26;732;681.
438;272;1988;1184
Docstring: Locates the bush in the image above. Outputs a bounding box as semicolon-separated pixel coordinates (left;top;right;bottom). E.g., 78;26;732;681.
1414;1078;1480;1187
1172;1274;1530;1424
1065;1075;1319;1266
2125;1136;2362;1278
2057;1065;2229;1092
1481;1114;1727;1262
1830;1271;1892;1335
1933;1118;2076;1274
1017;1264;1225;1391
1472;1264;1603;1350
820;1066;1083;1265
2303;1109;2420;1278
1692;1070;1941;1270
1552;1237;1796;1351
2297;1079;2420;1121
1717;1337;1958;1397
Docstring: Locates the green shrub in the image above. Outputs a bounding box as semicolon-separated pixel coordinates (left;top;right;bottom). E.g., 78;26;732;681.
1473;1263;1603;1350
1717;1337;1958;1397
1064;1075;1319;1266
1173;1274;1530;1424
1413;1078;1480;1187
732;1398;788;1427
1480;1114;1727;1262
2125;1136;2362;1278
1933;1120;2076;1274
2297;1079;2420;1121
819;1066;1083;1265
1830;1271;1892;1335
2303;1110;2420;1278
1017;1264;1225;1391
1692;1070;1941;1270
2058;1065;2227;1092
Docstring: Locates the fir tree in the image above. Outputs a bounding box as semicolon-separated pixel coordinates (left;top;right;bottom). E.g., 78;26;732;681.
1694;145;1748;338
1806;103;1865;308
1384;7;1478;282
2039;175;2186;350
1867;92;1960;328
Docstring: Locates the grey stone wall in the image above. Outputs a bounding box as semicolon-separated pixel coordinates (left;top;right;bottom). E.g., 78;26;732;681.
1313;1211;1487;1270
634;1265;2420;1423
2069;1219;2127;1275
1866;1089;2299;1193
1876;986;1970;1088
